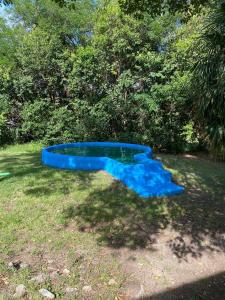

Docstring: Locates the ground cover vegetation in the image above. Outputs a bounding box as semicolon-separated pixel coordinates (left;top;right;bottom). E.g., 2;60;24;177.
0;143;225;299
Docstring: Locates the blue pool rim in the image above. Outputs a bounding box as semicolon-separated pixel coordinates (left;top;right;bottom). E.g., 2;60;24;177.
42;142;184;198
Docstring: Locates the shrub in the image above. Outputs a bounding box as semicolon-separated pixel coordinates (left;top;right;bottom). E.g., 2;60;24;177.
20;100;53;141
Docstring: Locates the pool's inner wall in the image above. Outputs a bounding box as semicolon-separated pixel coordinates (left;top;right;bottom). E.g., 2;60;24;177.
42;142;184;197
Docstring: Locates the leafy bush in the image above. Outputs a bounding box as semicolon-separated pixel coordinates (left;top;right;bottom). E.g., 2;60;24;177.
0;0;223;157
0;94;12;146
0;113;8;146
20;100;53;141
44;106;77;144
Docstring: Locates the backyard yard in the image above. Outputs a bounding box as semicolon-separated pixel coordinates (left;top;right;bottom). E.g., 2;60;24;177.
1;0;225;298
0;143;225;299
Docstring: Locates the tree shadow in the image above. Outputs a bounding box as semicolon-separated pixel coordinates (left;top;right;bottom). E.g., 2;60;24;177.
62;180;170;249
139;271;225;300
0;151;95;196
2;149;225;260
62;154;225;260
163;155;225;260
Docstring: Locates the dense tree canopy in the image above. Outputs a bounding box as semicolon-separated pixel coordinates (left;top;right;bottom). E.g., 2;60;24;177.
192;0;225;155
0;0;224;158
118;0;213;16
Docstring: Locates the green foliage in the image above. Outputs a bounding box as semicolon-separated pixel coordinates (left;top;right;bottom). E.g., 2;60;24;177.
44;106;77;144
12;28;71;102
119;0;213;17
11;0;94;42
0;0;223;157
68;5;191;150
0;94;12;145
20;100;53;141
0;112;8;145
0;18;16;67
192;0;225;157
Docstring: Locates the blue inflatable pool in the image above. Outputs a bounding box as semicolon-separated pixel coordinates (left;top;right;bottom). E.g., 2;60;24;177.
42;142;184;197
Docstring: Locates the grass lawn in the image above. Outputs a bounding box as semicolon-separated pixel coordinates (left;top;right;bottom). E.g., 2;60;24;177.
0;143;225;299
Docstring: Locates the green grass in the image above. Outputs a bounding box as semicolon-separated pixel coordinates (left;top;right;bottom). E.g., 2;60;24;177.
0;143;225;299
0;143;124;299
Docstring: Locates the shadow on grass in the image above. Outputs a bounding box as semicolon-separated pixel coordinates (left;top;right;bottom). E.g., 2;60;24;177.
0;151;95;196
63;181;168;249
139;270;225;300
62;154;225;260
1;149;225;260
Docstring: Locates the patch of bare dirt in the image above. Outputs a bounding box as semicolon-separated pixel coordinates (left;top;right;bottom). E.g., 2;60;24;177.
109;227;225;299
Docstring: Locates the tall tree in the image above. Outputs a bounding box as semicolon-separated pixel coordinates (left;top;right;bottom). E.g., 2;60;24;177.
119;0;213;17
192;0;225;155
10;0;94;45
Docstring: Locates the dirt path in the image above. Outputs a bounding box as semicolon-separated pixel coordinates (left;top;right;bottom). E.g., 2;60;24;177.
112;227;225;299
